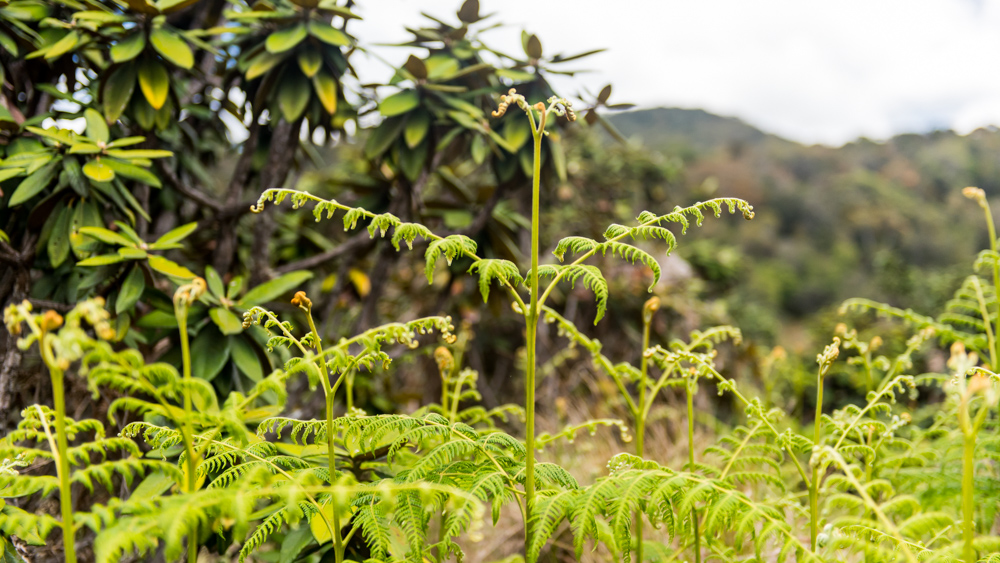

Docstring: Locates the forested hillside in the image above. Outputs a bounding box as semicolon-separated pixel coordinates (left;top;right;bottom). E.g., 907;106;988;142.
607;108;1000;346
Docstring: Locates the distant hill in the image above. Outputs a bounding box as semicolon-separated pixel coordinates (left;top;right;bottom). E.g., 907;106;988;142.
608;107;793;158
600;106;1000;345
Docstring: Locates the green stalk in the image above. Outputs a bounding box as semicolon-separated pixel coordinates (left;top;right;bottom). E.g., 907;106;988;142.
40;344;76;563
303;299;346;563
174;298;200;563
523;103;545;556
962;430;976;563
810;368;825;551
685;378;701;563
635;300;654;563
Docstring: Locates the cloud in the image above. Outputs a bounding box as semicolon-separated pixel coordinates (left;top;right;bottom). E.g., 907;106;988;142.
350;0;1000;146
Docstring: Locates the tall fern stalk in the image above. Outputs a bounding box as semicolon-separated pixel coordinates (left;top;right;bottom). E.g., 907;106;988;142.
521;96;547;554
634;296;657;563
173;280;206;563
33;312;77;563
810;339;838;551
294;291;347;563
685;377;701;563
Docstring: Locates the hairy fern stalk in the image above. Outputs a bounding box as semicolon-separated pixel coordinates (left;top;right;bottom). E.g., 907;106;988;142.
4;85;1000;563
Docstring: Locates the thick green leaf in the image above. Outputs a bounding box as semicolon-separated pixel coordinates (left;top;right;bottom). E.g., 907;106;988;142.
154;222;197;247
116;266;146;313
0;30;18;57
205;265;225;297
238;270;313;306
74;11;130;23
138;59;170;110
266;23;306;54
46;203;72;268
312;70;337;114
105;149;173;159
191;328;231;381
84;108;109;143
103;64;137;123
102;158;161;187
78;226;134;247
245;51;285;80
307;21;350;47
278;71;310;122
297;49;322;77
137;310;178;329
150;27;193;69
379;90;419;117
209;307;243;335
44;30;80;60
503;116;531;152
111;32;145;63
148;254;196;279
77;254;125;266
230;336;263;382
404;110;430;149
118;247;147;259
363;116;405;159
0;168;24;183
8;159;60;206
83;160;115;182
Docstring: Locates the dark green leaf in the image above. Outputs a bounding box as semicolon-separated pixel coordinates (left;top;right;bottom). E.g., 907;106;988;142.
138;59;169;110
103;64;137;123
84;108;109;143
205;265;225;297
297;49;322;77
278;71;310;122
78;226;134;247
153;222;197;247
238;270;313;306
83;160;115;182
209;307;243;335
312;70;337;114
150;27;193;69
148;255;196;279
404;110;430;149
102;158;161;187
379;90;419;117
116;266;146;313
191;328;231;381
266;23;307;54
77;254;125;266
307;21;350;47
111;32;145;63
230;336;263;382
8;159;60;206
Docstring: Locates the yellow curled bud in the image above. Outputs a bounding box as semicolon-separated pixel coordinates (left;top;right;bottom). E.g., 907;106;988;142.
642;296;660;324
40;311;63;332
291;291;312;309
434;346;454;373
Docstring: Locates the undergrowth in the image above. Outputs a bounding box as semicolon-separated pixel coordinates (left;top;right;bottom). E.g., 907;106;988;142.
2;89;999;563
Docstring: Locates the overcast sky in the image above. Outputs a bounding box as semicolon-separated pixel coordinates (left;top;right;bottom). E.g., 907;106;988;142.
349;0;1000;147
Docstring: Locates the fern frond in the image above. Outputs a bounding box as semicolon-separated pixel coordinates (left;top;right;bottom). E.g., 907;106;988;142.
468;259;524;302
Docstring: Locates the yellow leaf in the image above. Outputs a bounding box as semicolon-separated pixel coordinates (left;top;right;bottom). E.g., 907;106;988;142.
348;268;370;297
309;502;354;544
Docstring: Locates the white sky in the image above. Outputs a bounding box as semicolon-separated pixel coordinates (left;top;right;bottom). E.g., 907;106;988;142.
350;0;1000;146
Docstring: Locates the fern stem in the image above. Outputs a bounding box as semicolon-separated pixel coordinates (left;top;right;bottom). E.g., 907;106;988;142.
634;305;652;563
810;365;825;551
981;197;1000;369
685;378;701;563
173;297;200;563
523;103;546;560
962;432;977;563
40;352;77;563
304;302;346;563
